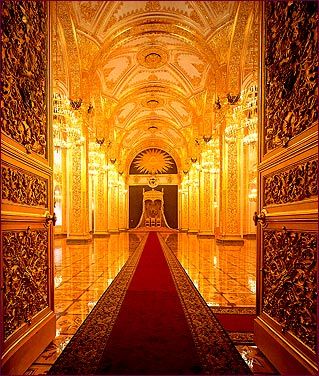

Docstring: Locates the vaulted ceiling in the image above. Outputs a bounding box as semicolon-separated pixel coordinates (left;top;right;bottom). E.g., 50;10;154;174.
52;1;258;172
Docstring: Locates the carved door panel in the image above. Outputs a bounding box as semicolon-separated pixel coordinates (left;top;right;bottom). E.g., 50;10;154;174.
0;1;55;374
255;2;318;375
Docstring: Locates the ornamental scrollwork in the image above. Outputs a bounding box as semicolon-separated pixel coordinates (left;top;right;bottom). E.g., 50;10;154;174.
264;159;318;206
263;229;317;351
3;228;49;339
2;165;48;207
1;0;47;156
264;1;318;151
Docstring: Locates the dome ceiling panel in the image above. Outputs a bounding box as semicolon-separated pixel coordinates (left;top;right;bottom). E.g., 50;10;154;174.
56;1;257;168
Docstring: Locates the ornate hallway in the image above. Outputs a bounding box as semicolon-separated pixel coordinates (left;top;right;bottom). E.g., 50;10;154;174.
1;1;317;375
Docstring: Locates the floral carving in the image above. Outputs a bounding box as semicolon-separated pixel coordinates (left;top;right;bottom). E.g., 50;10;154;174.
1;0;47;156
264;1;318;151
226;142;239;234
263;229;317;351
2;165;48;207
264;159;318;206
3;228;49;339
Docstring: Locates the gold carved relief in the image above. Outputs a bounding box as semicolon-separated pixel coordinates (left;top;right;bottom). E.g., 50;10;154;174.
3;228;49;339
1;0;47;156
2;165;48;207
264;1;318;151
226;142;239;234
264;159;318;206
71;148;82;233
263;229;317;351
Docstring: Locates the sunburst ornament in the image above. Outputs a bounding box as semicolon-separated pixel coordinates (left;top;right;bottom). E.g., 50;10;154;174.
134;149;174;174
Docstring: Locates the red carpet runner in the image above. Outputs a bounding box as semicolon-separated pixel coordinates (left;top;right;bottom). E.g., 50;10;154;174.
49;232;251;375
96;231;201;374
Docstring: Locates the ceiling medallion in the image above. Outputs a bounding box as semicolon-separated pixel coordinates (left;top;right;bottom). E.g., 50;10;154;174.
137;46;168;69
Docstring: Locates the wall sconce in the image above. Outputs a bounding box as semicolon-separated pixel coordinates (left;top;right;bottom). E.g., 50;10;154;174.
227;93;241;105
96;137;105;146
183;170;188;175
69;98;82;110
203;135;212;143
191;157;197;163
110;158;116;164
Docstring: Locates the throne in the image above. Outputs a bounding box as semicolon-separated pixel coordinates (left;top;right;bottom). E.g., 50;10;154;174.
136;189;170;228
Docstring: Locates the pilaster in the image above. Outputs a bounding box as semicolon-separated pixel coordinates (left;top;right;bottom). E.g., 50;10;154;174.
67;141;91;243
94;164;109;236
188;166;199;233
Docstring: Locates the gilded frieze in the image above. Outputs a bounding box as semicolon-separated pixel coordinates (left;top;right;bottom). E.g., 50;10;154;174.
2;165;48;207
1;0;47;156
264;1;318;151
263;229;317;351
3;228;49;339
264;159;318;206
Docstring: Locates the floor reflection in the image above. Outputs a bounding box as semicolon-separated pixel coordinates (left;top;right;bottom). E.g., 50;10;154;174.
162;233;256;307
26;232;261;375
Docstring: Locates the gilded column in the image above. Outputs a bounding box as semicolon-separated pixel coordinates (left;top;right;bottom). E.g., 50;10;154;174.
221;138;241;237
199;168;214;237
188;167;200;233
118;176;128;231
107;166;119;232
61;147;68;235
94;161;109;236
180;180;189;231
67;140;91;243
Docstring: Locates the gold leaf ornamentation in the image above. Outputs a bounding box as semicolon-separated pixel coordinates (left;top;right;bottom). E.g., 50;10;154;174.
1;165;48;207
263;159;318;206
133;148;174;174
3;228;49;339
1;0;47;156
264;1;318;151
263;229;317;351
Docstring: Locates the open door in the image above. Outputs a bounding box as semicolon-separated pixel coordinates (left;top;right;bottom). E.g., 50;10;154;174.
254;1;318;374
1;1;55;374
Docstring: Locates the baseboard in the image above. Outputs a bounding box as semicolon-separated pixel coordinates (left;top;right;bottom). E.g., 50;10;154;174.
254;317;318;375
197;232;215;238
243;234;256;239
187;229;198;234
66;236;92;244
93;232;110;237
216;237;244;246
1;312;56;375
54;233;67;239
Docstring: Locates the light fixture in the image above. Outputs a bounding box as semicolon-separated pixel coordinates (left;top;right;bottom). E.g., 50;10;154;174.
203;135;212;143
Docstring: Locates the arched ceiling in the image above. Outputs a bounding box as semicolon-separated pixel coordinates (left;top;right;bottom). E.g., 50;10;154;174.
53;1;257;173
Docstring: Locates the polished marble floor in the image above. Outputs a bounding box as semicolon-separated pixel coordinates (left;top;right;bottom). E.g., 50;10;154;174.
26;232;277;375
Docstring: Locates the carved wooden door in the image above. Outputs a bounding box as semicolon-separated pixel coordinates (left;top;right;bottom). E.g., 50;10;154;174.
254;2;318;375
0;1;55;374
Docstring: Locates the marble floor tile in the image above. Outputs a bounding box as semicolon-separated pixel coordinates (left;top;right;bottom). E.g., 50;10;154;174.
236;345;279;374
27;233;263;374
54;289;84;301
25;364;51;375
33;335;73;365
56;314;85;335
